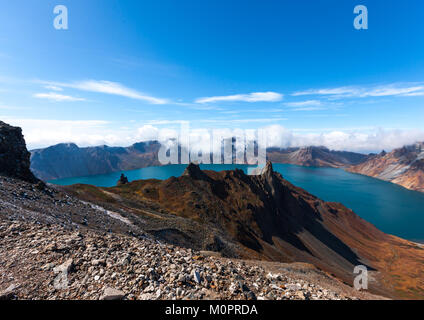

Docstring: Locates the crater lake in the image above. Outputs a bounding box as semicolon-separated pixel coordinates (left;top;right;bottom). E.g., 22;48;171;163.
50;163;424;242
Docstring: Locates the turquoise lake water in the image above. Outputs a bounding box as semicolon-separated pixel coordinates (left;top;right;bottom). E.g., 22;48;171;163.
50;164;424;242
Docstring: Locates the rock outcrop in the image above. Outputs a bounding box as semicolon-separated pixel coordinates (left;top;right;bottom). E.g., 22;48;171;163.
182;163;209;180
347;142;424;192
0;121;37;183
117;173;129;186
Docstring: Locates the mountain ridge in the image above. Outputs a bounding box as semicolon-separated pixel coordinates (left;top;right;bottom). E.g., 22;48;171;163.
347;142;424;192
267;146;370;168
30;142;370;181
30;141;161;181
65;161;424;299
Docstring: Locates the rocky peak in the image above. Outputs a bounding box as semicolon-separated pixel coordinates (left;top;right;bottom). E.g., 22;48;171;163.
259;161;280;197
299;146;330;155
261;160;274;175
0;121;37;183
117;173;129;186
182;163;208;180
48;143;79;152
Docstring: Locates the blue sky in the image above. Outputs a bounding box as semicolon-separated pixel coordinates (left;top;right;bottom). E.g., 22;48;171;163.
0;0;424;151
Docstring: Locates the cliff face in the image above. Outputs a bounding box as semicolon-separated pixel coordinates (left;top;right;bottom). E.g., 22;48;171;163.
0;121;37;183
347;143;424;192
30;141;161;181
66;162;424;299
267;146;369;168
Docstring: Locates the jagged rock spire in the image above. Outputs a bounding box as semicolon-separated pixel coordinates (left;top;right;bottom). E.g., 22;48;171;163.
262;161;273;175
182;163;208;180
259;161;280;197
117;173;129;186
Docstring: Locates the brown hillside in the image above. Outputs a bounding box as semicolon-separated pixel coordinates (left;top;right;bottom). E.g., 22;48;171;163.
66;162;424;299
348;143;424;192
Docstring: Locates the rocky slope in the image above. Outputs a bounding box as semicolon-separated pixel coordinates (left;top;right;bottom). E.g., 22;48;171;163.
347;143;424;192
0;173;380;300
1;217;379;300
0;121;37;183
267;146;369;168
30;141;161;181
66;162;424;299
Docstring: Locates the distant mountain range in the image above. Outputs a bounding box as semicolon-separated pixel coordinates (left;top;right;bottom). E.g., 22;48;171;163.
267;146;370;167
30;141;424;193
30;143;370;180
30;141;161;181
347;143;424;192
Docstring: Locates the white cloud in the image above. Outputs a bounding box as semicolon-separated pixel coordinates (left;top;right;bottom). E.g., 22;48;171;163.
284;100;323;110
293;87;359;97
290;107;326;112
5;117;424;153
44;80;168;104
145;120;190;125
135;124;424;153
33;92;86;102
44;85;63;91
363;86;424;97
200;118;287;124
136;125;159;141
3;118;118;149
264;125;424;152
293;83;424;99
400;91;424;97
285;100;322;107
195;92;283;104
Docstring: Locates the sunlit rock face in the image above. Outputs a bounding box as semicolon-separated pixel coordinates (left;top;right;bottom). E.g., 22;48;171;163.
348;142;424;192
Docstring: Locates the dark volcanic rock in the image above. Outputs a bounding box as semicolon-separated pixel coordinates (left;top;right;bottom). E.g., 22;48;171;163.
117;173;129;186
0;121;37;183
182;163;209;180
